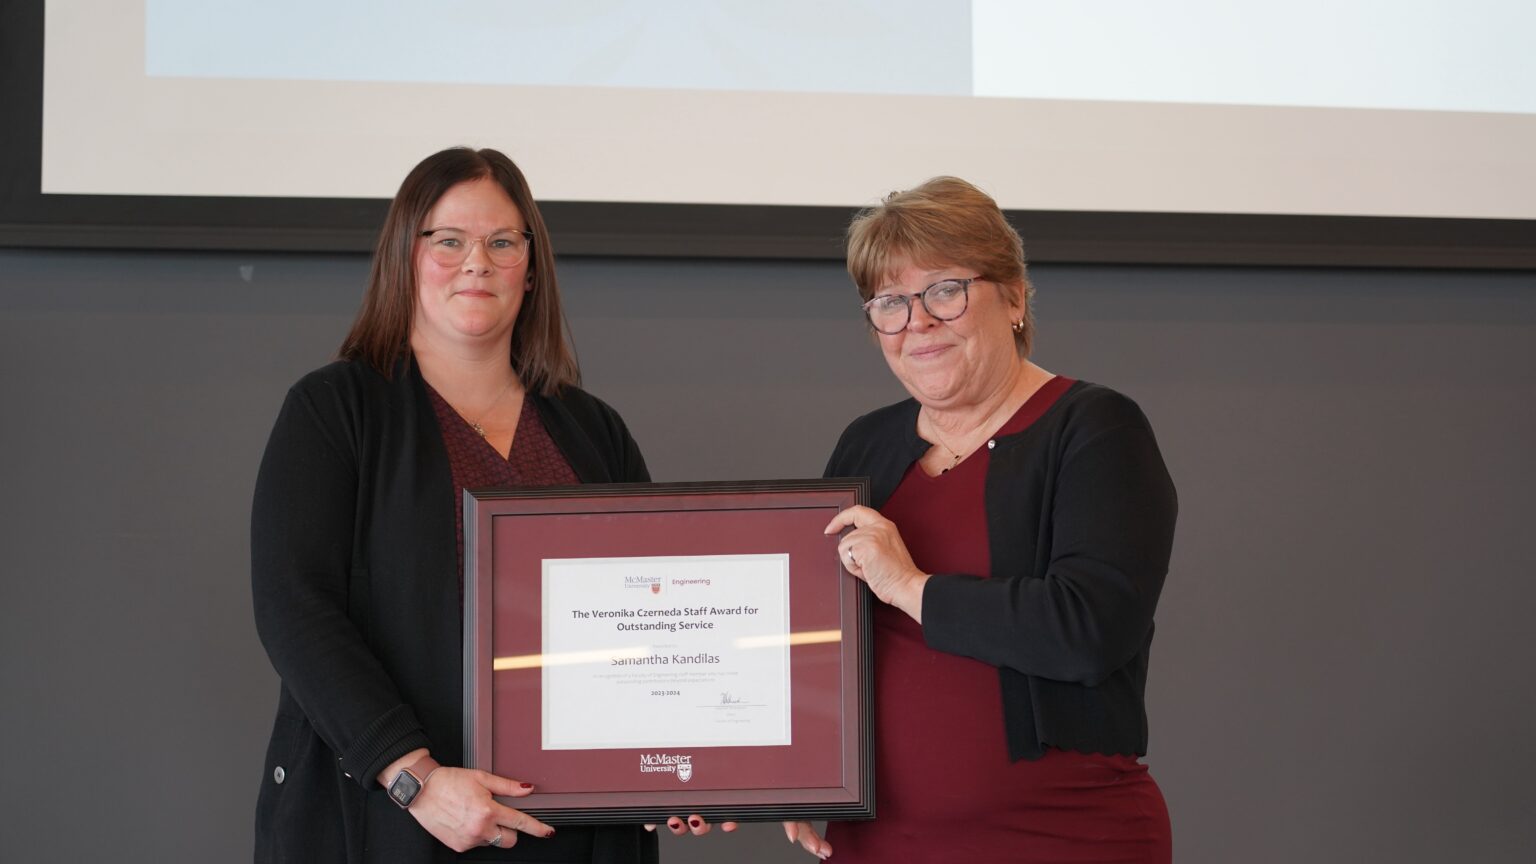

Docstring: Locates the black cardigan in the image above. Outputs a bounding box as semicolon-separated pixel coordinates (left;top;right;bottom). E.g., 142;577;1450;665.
250;358;655;863
823;380;1177;761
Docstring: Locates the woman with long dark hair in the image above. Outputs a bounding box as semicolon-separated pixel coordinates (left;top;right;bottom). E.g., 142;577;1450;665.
252;147;655;863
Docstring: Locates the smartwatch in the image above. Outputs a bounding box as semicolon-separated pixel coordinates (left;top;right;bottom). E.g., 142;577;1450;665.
386;754;441;810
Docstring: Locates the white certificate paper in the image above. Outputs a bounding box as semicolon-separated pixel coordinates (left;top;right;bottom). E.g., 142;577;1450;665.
540;553;792;750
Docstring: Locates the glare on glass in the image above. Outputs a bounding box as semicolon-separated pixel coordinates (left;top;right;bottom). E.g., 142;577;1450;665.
862;277;983;334
419;228;534;268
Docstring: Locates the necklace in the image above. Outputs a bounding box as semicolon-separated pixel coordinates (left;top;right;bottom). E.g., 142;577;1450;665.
922;394;1018;474
467;377;517;438
924;425;970;474
922;369;1050;473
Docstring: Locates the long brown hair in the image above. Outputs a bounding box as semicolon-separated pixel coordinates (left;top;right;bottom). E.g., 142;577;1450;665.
846;176;1035;356
338;147;579;395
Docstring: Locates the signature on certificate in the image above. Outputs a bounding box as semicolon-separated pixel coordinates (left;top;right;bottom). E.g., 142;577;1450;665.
719;692;746;705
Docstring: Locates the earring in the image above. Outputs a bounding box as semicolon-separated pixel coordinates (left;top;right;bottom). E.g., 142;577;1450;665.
1011;319;1025;333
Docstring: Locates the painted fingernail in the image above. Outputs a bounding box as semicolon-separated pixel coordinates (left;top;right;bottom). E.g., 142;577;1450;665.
689;818;701;828
545;829;556;838
520;782;534;789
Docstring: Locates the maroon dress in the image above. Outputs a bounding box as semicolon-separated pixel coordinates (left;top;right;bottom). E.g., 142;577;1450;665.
824;378;1172;864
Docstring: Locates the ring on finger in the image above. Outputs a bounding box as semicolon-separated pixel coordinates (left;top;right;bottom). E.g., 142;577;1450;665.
488;828;504;847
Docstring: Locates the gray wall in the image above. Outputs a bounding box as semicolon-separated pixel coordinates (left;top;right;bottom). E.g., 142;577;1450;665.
1;248;1533;863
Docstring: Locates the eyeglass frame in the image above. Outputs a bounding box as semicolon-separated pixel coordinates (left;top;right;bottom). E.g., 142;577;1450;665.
418;227;536;268
860;276;985;334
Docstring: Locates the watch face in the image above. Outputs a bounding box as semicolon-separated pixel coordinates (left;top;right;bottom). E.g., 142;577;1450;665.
388;770;422;808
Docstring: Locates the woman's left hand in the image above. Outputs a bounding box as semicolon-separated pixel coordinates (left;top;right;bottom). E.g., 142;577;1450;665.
826;505;929;622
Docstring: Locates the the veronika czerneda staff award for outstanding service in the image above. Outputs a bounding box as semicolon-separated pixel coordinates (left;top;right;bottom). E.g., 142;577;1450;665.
462;480;874;824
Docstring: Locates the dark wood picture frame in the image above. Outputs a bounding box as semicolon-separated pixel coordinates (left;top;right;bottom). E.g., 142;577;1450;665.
463;479;875;824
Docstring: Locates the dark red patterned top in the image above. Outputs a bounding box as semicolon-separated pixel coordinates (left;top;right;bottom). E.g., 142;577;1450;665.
425;384;578;579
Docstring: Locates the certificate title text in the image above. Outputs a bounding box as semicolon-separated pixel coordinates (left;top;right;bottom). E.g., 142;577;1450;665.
572;604;763;635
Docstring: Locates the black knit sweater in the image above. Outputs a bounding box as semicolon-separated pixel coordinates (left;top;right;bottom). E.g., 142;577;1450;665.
823;380;1177;760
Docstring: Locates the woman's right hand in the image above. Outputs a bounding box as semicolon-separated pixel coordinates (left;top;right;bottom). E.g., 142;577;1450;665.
783;821;832;859
407;766;555;852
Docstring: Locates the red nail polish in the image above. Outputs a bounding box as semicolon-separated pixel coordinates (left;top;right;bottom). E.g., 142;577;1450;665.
520;782;533;789
546;829;556;838
689;818;701;828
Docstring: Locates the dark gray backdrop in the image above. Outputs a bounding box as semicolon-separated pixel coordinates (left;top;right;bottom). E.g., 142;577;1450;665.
1;248;1533;862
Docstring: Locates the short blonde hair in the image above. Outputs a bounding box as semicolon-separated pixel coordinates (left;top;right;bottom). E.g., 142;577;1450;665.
846;176;1035;355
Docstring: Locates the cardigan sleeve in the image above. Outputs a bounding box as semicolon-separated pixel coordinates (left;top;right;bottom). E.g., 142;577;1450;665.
922;412;1177;686
250;380;430;787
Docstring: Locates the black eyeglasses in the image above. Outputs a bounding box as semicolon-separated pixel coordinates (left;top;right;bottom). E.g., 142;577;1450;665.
861;277;984;334
419;228;535;268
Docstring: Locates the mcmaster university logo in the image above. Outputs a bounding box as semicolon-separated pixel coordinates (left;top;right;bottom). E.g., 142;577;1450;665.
625;574;663;594
639;752;693;783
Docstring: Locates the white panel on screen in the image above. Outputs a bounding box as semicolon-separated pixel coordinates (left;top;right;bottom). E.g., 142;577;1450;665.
972;1;1536;114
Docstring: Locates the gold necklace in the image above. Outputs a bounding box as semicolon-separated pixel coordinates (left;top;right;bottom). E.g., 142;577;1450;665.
467;377;517;437
924;425;971;474
923;395;1018;474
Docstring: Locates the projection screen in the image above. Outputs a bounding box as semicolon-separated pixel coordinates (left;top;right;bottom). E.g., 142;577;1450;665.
7;0;1536;266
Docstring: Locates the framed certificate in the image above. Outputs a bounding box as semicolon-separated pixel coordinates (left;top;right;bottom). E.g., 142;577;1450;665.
463;479;874;824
